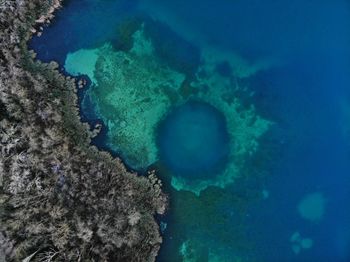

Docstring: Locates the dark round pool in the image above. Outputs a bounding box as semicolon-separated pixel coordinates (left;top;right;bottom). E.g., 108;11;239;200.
157;100;230;179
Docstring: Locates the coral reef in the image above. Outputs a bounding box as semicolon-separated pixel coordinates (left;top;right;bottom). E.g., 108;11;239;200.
0;1;167;261
65;28;185;169
171;52;272;194
65;22;272;195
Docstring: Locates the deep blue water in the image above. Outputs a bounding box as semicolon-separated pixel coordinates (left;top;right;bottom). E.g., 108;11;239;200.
245;60;350;261
29;0;350;261
157;101;230;179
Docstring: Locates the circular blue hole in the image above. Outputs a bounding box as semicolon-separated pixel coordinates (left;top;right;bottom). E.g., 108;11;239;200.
157;100;230;179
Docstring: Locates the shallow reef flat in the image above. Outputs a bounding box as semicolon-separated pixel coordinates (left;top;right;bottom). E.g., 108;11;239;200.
65;24;272;195
66;28;186;169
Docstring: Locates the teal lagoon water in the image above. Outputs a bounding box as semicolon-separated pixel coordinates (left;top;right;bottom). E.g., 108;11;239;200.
30;0;350;261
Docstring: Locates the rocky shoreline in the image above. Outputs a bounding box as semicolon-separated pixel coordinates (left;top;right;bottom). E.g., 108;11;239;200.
0;0;167;261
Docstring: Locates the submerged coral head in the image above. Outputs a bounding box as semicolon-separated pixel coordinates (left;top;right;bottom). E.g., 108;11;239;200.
157;100;230;179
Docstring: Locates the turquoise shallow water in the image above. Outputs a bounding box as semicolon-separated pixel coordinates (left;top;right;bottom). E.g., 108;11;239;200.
30;0;350;261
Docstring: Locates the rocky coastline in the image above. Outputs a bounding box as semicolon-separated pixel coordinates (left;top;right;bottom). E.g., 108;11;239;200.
0;0;167;261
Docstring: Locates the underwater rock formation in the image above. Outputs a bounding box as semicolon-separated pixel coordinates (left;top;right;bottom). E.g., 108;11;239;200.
290;231;314;255
297;192;327;222
0;1;167;261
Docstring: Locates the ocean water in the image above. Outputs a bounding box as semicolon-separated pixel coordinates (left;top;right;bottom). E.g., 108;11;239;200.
29;0;350;261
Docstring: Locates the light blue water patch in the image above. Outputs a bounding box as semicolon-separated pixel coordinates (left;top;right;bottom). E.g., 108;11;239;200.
157;101;230;179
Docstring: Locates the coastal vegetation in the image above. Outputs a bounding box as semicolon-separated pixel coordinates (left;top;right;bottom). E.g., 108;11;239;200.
0;0;167;261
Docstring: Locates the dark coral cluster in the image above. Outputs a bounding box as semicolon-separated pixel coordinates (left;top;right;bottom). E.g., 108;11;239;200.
0;1;167;261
